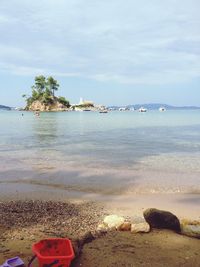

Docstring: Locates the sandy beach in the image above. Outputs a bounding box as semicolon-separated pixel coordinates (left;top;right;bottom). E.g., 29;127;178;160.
1;0;200;265
0;111;200;266
0;199;200;267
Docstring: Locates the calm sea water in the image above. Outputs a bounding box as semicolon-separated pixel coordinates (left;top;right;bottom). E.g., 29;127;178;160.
0;110;200;199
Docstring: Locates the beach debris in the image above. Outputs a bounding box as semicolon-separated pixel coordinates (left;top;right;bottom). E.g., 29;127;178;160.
118;222;132;231
131;222;150;233
79;231;95;246
103;215;125;230
180;219;200;239
71;238;81;257
71;232;96;257
143;208;181;232
0;257;24;267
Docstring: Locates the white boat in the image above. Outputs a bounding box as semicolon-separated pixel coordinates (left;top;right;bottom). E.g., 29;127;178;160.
99;110;108;113
74;107;83;112
119;107;130;111
159;107;166;112
139;107;147;112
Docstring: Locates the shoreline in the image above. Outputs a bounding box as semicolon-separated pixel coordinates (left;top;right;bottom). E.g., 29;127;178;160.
0;183;199;220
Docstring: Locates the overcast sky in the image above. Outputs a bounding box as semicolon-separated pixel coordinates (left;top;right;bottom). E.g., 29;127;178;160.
0;0;199;107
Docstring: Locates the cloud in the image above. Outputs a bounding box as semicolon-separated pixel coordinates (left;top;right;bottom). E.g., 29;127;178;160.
0;0;200;85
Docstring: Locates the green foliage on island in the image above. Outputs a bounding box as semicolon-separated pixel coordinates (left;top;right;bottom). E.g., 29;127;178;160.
23;75;70;108
77;103;94;108
57;96;70;107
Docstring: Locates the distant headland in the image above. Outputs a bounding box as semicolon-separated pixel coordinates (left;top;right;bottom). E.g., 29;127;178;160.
109;103;200;110
0;105;11;110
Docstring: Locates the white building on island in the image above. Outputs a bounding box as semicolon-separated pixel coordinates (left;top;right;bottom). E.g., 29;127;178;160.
78;97;94;106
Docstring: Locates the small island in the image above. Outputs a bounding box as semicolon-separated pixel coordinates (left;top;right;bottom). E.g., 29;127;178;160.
23;76;107;112
23;75;70;111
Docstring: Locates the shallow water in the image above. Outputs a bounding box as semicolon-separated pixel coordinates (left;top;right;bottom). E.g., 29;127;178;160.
0;110;200;199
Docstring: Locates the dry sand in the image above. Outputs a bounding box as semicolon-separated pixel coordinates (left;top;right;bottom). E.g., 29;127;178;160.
72;230;200;267
0;200;200;267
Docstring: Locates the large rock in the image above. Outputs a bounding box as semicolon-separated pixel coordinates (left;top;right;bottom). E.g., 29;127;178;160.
143;208;181;232
181;224;200;239
103;215;125;229
29;100;47;111
131;222;150;233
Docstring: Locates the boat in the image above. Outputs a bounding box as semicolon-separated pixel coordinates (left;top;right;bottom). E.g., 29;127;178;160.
99;109;108;113
159;107;166;112
138;107;147;112
119;107;130;111
74;107;83;112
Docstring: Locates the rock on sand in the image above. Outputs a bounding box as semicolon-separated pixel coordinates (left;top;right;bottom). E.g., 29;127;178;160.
103;215;125;229
143;208;181;232
181;220;200;239
131;222;150;233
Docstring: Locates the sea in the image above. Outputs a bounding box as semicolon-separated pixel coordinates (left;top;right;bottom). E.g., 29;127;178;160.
0;109;200;217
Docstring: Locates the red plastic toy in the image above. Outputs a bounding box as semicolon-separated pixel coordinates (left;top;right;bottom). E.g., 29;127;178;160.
32;238;74;267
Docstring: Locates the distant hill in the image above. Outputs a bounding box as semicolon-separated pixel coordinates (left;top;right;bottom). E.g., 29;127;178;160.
109;103;200;110
0;105;12;110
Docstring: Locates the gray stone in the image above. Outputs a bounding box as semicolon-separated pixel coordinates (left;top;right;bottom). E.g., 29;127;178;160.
143;208;181;232
181;220;200;239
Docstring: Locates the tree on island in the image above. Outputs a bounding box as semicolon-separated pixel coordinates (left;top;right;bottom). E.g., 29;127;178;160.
47;76;59;97
23;75;70;109
34;75;46;94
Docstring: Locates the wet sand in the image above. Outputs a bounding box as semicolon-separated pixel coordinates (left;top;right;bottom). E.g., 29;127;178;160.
0;181;199;220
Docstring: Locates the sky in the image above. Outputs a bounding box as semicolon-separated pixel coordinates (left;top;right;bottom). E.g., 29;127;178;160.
0;0;200;107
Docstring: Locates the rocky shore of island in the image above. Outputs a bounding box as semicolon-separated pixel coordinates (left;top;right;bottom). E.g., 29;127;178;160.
26;98;107;112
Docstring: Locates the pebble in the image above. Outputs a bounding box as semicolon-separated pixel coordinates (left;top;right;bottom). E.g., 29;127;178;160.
103;215;125;229
0;200;106;246
131;222;150;233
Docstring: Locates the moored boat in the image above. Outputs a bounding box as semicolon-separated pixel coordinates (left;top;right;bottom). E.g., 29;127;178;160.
139;107;147;112
99;109;108;113
159;107;166;112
